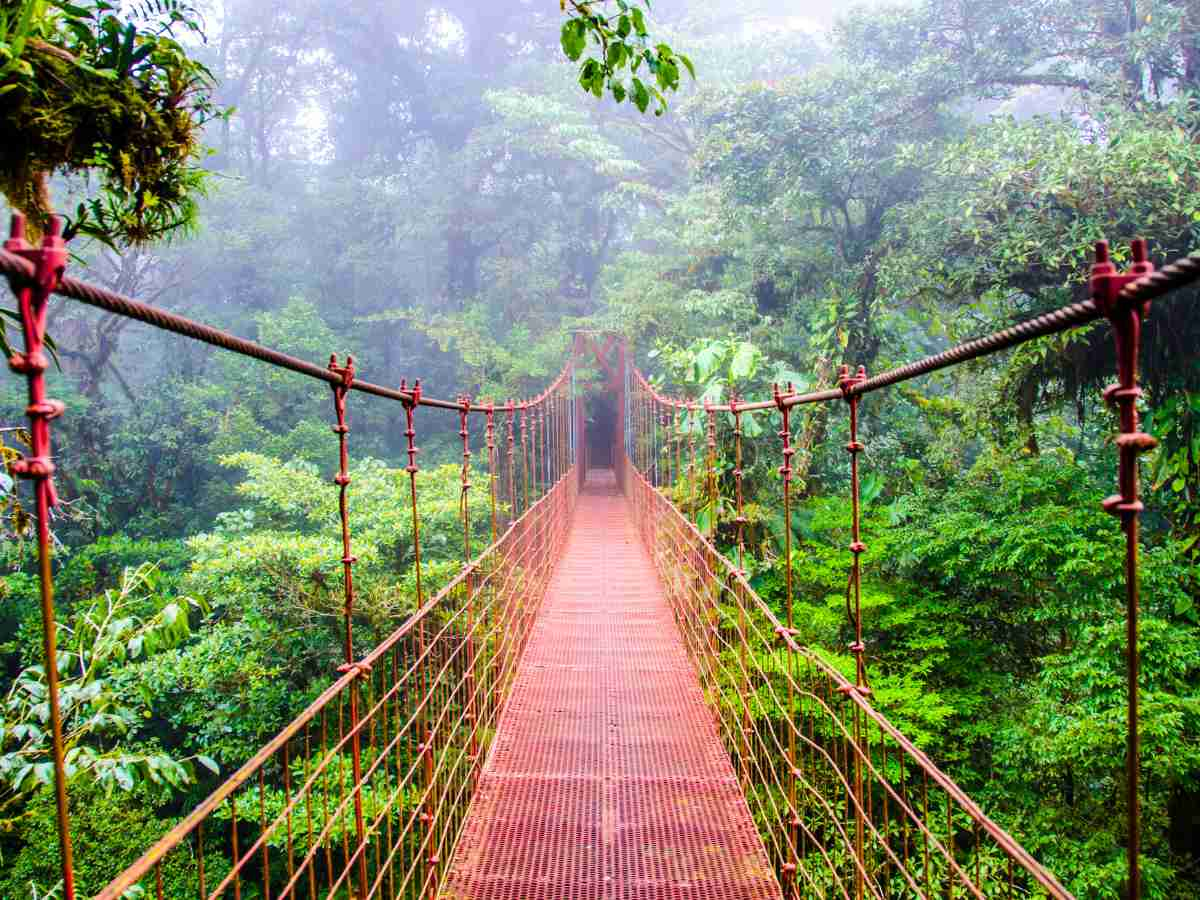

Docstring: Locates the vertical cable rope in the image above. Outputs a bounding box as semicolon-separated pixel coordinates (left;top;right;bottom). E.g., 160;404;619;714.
4;214;75;899
773;382;802;895
1091;239;1158;900
327;353;369;899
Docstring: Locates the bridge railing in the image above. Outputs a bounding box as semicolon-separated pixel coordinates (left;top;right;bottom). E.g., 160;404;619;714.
0;212;580;900
624;455;1069;899
618;237;1200;899
94;467;576;900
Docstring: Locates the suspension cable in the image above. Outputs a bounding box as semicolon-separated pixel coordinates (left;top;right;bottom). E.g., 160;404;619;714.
628;246;1200;413
0;234;571;415
326;352;370;896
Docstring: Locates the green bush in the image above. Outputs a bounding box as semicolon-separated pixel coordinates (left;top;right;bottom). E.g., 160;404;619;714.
0;780;224;899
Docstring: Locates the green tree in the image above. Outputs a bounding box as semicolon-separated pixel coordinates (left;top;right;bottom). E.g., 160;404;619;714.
0;0;223;244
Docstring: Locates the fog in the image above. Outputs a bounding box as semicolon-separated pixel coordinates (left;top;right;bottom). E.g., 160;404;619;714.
2;3;1199;896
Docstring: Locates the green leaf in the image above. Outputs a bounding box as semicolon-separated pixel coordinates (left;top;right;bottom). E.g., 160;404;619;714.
607;41;628;71
560;19;587;62
631;77;650;113
860;473;885;505
196;754;220;775
692;343;721;381
631;7;647;36
741;411;763;438
580;58;604;97
729;341;757;380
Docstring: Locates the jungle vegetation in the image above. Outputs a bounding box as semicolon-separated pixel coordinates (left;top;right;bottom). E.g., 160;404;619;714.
0;1;1197;897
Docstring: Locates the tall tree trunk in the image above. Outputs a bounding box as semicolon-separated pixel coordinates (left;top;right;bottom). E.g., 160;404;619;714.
1018;377;1040;455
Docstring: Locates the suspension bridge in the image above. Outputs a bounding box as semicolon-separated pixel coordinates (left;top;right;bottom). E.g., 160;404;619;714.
2;212;1195;899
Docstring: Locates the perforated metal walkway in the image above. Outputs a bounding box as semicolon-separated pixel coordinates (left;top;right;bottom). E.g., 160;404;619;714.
443;470;780;900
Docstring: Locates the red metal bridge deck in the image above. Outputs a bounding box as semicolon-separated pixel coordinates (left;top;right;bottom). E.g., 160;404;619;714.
443;470;780;900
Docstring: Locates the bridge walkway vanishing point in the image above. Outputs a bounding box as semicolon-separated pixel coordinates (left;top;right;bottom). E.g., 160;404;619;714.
443;469;780;900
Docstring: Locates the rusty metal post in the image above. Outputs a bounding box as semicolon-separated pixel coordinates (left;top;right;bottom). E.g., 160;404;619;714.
459;398;478;767
732;400;744;567
652;399;658;486
559;386;566;483
547;398;553;490
639;386;647;475
541;402;548;494
617;340;627;489
660;409;670;491
687;402;698;521
838;363;871;900
838;365;872;697
773;383;801;895
486;406;498;544
704;404;717;541
549;391;558;487
1090;239;1157;900
730;397;753;792
659;409;669;489
560;383;566;484
400;379;434;896
535;400;543;498
4;214;74;900
533;404;542;501
672;406;681;498
569;350;579;483
520;404;530;514
506;404;517;527
328;354;369;899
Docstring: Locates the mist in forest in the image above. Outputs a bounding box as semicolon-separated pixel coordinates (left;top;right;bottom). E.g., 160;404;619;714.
1;2;1199;897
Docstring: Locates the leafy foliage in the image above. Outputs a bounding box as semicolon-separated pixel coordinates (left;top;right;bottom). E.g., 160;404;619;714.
1;0;1199;894
560;1;694;114
0;0;223;244
0;563;207;819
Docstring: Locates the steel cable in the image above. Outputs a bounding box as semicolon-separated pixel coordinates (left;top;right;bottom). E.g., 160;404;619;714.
0;246;578;413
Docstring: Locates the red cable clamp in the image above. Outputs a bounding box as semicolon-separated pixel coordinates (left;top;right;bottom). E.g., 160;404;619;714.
328;354;355;432
5;214;68;506
1090;240;1158;517
838;364;866;401
336;661;372;679
400;378;422;475
773;383;796;478
459;396;472;494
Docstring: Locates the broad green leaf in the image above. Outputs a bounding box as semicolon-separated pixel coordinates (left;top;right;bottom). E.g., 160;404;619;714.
729;341;758;380
631;7;647;36
631;77;650;113
197;754;220;774
560;19;587;62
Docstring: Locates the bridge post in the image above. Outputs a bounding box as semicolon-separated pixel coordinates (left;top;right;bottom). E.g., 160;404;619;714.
506;403;517;527
520;404;530;515
4;214;75;900
773;383;802;896
672;406;681;498
837;363;872;900
486;406;498;545
1091;239;1157;900
569;337;585;488
328;353;370;899
459;398;478;770
400;381;438;898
